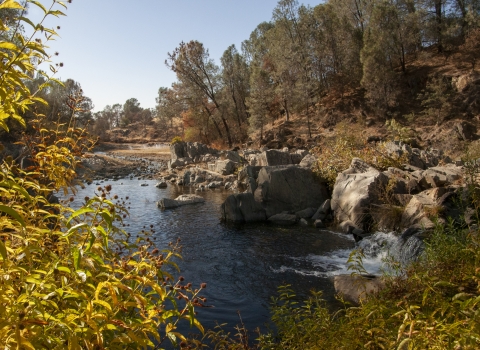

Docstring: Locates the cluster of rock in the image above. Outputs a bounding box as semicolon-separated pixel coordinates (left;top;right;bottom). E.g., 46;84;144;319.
222;165;330;226
332;142;464;236
160;141;470;242
221;140;469;242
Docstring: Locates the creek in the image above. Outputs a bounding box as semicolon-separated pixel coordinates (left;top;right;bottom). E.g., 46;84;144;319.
64;173;423;342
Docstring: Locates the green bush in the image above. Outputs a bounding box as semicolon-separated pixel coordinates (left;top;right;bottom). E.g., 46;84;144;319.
0;2;204;349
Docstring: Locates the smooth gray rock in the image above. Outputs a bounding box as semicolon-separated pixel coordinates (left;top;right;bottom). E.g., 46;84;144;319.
331;158;389;231
314;219;325;228
299;218;309;226
215;160;236;175
157;194;205;209
400;188;450;229
267;213;297;225
254;165;329;218
295;207;317;219
155;181;168;188
221;193;266;223
207;181;223;189
299;154;317;168
312;199;331;221
254;149;303;167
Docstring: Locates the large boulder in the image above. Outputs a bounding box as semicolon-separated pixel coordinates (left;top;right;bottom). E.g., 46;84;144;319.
221;193;266;223
334;275;385;304
331;158;389;231
170;142;218;162
221;150;244;163
400;187;453;229
157;194;205;209
215;159;236;175
252;149;303;167
254;165;329;218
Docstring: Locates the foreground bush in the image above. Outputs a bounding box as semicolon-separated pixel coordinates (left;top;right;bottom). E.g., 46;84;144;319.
197;219;480;349
0;2;204;348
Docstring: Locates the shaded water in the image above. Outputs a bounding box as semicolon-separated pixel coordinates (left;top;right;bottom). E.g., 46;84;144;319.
64;177;423;342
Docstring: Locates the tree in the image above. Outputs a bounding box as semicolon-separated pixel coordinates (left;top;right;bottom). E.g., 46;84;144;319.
155;85;188;139
460;27;480;70
220;45;250;126
121;97;142;126
247;65;275;143
360;1;420;114
166;40;233;147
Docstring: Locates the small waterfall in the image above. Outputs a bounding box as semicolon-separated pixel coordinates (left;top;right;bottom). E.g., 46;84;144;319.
272;230;426;278
390;227;425;266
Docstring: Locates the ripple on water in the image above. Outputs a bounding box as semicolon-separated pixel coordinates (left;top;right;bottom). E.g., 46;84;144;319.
63;179;400;337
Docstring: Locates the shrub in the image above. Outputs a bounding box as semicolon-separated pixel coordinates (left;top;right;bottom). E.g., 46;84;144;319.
312;122;408;189
171;136;183;144
0;2;204;348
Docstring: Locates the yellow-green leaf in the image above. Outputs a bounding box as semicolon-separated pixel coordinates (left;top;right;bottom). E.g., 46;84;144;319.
0;240;7;260
93;299;112;312
0;0;24;10
0;204;25;227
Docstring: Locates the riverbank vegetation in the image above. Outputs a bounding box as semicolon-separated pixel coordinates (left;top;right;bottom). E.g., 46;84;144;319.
2;0;480;349
0;1;205;349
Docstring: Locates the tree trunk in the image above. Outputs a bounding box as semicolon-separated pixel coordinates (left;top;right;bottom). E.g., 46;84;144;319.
231;92;242;127
435;0;443;53
220;111;233;147
306;102;312;139
283;99;290;122
203;105;223;139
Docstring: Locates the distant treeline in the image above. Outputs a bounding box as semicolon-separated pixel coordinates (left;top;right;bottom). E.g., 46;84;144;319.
151;0;480;146
6;0;477;146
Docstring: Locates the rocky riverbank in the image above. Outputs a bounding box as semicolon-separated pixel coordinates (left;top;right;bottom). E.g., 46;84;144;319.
155;141;468;238
77;140;475;303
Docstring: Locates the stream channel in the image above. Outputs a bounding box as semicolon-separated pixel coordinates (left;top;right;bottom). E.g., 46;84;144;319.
64;150;410;343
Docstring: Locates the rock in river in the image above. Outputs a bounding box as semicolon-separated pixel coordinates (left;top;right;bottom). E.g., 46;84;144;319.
157;194;205;209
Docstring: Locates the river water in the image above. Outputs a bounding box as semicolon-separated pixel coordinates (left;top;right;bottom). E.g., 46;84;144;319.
65;176;404;342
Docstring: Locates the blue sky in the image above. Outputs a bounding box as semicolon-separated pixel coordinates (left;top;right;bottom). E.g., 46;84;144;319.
30;0;322;112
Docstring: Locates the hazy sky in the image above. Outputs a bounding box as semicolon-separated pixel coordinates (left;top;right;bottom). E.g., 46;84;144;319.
29;0;321;112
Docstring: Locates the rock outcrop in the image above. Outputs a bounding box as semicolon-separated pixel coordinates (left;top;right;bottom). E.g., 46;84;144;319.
254;165;329;218
222;165;328;223
221;193;266;223
249;149;307;167
331;158;389;231
170;142;218;161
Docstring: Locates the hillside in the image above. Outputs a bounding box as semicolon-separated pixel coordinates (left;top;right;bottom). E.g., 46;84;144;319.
101;47;480;163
